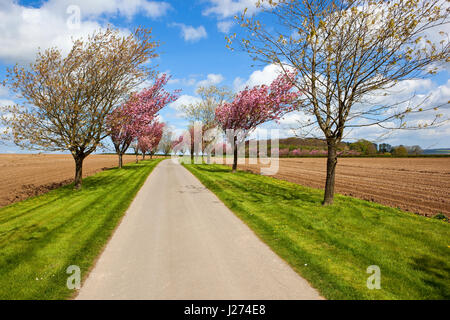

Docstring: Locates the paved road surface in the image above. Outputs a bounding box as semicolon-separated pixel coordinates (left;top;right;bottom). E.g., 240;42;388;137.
76;159;322;300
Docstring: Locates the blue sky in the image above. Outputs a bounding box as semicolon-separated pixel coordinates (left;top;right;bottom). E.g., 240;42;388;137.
0;0;449;153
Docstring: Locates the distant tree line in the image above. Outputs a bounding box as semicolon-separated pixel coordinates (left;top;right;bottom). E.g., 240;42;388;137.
212;137;426;158
349;140;423;156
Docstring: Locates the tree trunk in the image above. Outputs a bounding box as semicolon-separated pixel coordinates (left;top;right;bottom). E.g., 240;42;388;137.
135;154;138;163
150;154;153;159
118;153;123;168
232;136;238;172
142;153;146;160
323;139;338;205
74;156;84;190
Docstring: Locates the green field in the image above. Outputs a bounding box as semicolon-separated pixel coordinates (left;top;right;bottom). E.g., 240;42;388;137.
0;159;162;300
183;163;450;300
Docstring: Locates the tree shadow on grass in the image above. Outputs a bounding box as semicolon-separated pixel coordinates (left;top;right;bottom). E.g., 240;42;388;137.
101;165;143;172
410;254;450;299
119;166;145;171
81;170;143;190
190;164;322;204
190;165;231;173
0;162;156;225
0;187;110;276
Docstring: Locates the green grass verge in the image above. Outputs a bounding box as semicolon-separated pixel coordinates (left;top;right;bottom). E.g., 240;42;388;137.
183;163;450;300
0;159;162;300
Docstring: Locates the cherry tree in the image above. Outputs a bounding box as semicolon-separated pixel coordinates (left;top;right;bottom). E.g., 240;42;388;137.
171;135;185;155
138;121;165;159
107;74;178;167
1;28;158;189
172;129;196;160
215;71;300;172
229;0;449;204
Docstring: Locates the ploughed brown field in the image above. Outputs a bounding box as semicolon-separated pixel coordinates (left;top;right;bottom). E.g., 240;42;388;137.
1;154;449;217
234;157;450;217
0;154;142;207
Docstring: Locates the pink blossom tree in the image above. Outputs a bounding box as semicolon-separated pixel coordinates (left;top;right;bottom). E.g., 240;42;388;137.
215;71;300;172
107;74;179;168
137;121;165;160
279;148;290;157
171;135;185;155
172;132;191;157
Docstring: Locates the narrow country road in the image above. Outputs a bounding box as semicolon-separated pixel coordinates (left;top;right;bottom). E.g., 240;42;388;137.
76;159;322;300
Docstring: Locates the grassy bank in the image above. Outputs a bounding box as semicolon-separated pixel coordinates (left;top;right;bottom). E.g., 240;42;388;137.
0;159;162;299
183;163;449;300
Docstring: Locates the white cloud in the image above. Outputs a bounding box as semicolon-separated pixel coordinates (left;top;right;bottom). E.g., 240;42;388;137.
243;71;450;148
170;23;207;42
0;2;100;64
167;78;180;85
279;112;310;126
203;0;260;18
233;64;283;91
345;78;450;146
140;1;172;18
0;99;15;108
196;73;224;87
0;87;10;98
234;65;450;145
232;77;245;91
0;100;15;133
351;78;446;118
168;77;197;86
135;79;156;92
0;0;170;64
168;94;202;111
171;126;187;139
42;0;171;19
217;20;234;33
186;78;198;86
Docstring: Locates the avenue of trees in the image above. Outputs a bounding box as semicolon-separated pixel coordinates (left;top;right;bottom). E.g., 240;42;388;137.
180;85;233;163
1;1;448;206
1;27;179;189
107;74;178;168
138;121;166;159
